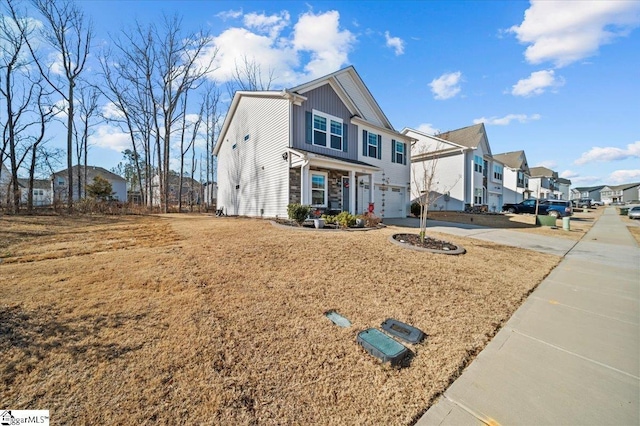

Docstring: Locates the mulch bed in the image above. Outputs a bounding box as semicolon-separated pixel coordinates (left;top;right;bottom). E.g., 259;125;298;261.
273;218;341;229
393;233;460;251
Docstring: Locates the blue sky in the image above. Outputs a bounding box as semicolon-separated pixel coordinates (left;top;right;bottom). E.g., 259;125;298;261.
18;1;640;186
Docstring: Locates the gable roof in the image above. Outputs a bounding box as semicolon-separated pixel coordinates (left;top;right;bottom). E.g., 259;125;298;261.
290;66;394;131
556;177;571;185
215;66;399;156
493;150;530;173
573;185;605;192
529;166;557;178
604;182;640;191
434;123;489;152
17;178;50;190
52;165;126;182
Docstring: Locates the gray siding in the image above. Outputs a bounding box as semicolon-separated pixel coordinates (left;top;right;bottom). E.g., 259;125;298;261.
291;84;358;161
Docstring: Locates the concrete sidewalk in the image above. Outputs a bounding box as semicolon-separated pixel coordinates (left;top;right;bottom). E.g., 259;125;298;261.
384;217;577;256
416;207;640;425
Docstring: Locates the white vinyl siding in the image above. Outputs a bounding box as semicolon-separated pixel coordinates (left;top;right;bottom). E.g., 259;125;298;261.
216;95;290;217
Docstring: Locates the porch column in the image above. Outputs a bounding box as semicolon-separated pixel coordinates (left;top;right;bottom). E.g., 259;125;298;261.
349;170;356;214
301;164;309;205
369;174;374;205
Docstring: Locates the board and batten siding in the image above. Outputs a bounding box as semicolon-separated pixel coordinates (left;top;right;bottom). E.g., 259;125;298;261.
217;96;290;217
291;84;358;161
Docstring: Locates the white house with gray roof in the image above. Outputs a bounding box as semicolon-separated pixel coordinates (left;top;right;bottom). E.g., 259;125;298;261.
492;150;531;205
214;66;413;218
405;123;504;212
52;166;127;202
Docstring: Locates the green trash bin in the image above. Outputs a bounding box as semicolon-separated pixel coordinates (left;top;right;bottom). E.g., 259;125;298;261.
620;208;629;215
537;215;557;226
562;216;571;231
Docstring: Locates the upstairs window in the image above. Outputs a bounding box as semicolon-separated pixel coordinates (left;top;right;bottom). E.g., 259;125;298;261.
306;110;345;151
363;130;381;159
493;164;503;181
474;155;483;173
391;140;406;165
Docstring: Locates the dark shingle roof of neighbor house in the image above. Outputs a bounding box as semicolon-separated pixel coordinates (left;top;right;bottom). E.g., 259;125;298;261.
435;123;486;149
529;166;557;178
607;182;640;191
53;165;125;182
573;185;605;192
557;177;571;185
17;178;50;189
493;150;526;169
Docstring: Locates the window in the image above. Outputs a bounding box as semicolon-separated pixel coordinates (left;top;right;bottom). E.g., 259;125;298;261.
517;171;526;187
232;143;237;150
392;140;406;165
244;134;250;141
57;177;65;185
308;111;344;151
474;188;483;204
363;130;381;159
493;164;503;181
311;172;327;207
474;155;483;173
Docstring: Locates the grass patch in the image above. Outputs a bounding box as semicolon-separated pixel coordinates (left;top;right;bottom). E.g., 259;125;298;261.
0;214;559;424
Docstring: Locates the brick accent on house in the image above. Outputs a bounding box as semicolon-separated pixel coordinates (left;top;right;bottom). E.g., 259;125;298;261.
289;168;301;204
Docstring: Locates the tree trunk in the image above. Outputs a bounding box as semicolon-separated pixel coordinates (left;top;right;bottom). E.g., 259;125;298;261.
67;83;74;212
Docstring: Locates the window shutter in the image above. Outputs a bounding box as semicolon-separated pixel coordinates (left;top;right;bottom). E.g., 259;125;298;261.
391;140;396;163
343;123;348;152
403;143;407;165
377;134;382;160
362;130;368;156
305;111;312;144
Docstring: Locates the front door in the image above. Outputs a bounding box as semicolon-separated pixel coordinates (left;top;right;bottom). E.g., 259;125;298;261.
342;177;349;212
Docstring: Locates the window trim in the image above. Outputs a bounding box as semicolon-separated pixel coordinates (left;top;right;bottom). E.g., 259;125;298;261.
493;164;503;181
312;110;343;151
310;171;328;207
474;155;484;173
363;130;382;159
392;140;406;165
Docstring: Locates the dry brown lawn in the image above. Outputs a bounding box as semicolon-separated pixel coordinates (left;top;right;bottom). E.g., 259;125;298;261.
429;207;603;240
1;214;560;425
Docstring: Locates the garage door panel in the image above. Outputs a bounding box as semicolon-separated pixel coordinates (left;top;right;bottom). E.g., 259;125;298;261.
374;185;405;218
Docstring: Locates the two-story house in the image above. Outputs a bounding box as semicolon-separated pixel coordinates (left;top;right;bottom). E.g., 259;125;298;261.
600;182;640;204
404;123;504;212
214;66;413;219
528;166;562;199
492;150;531;205
570;185;605;202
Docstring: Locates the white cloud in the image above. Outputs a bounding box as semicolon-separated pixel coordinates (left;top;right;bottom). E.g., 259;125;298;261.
92;125;131;153
560;170;579;179
509;0;640;67
511;70;564;97
101;102;124;120
384;31;405;55
216;9;243;20
569;175;601;185
417;123;439;134
429;71;462;100
608;169;640;184
535;160;557;169
575;141;640;165
244;11;290;38
206;9;354;86
473;113;541;126
292;10;355;79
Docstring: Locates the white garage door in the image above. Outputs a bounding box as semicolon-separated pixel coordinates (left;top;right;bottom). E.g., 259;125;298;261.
374;185;406;218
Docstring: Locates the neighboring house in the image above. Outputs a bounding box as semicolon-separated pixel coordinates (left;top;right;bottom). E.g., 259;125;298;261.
600;182;640;204
528;166;561;199
571;185;605;202
149;173;203;207
405;123;504;212
202;181;218;208
556;177;571;201
0;161;11;207
492;150;531;204
214;66;413;218
18;178;53;206
52;165;127;202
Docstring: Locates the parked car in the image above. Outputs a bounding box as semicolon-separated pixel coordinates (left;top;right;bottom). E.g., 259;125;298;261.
577;198;593;208
628;206;640;219
502;199;573;217
591;200;604;207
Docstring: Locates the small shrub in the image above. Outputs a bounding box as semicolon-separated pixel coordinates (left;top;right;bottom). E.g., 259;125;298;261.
335;211;356;228
287;203;311;225
321;214;336;225
411;202;422;217
362;212;382;228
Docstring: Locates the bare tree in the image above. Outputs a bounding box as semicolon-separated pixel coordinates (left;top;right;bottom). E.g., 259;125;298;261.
411;141;461;243
226;55;275;97
200;82;221;208
0;0;35;212
27;0;92;211
72;83;100;199
177;92;202;211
